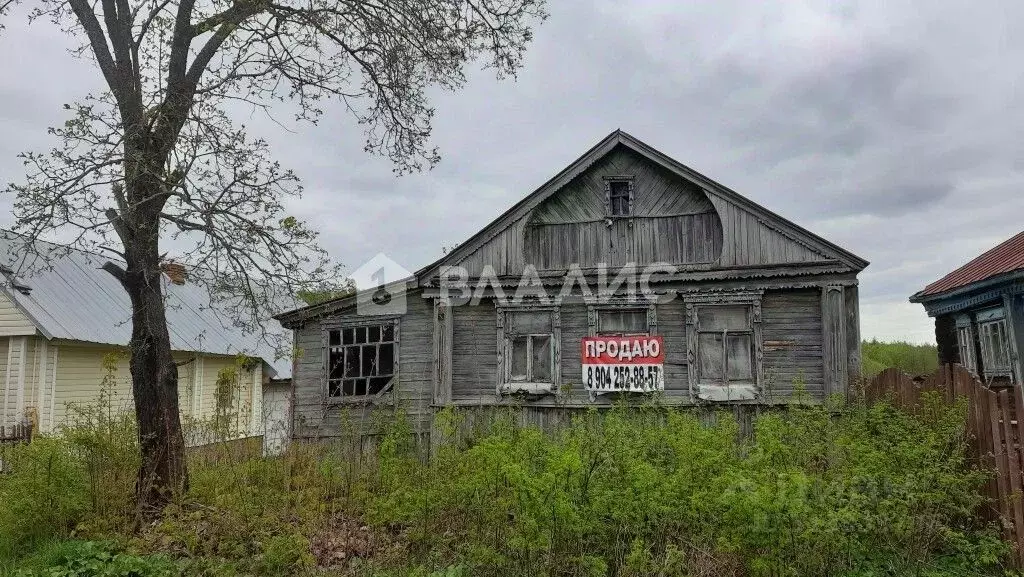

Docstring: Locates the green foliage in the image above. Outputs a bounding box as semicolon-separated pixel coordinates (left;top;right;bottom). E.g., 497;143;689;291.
862;339;939;377
369;400;1005;577
0;439;89;558
296;279;357;306
10;541;175;577
0;398;1010;577
0;355;137;560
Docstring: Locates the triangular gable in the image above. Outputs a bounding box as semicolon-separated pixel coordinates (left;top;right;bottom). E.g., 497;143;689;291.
417;130;868;282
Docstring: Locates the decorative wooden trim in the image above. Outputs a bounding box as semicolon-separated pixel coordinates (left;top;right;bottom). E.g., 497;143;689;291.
586;300;658;336
683;290;765;401
922;282;1024;316
495;302;561;395
602;175;635;217
1001;294;1021;386
821;285;848;397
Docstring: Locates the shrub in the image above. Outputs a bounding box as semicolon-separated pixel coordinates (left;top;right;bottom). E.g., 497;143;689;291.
862;339;939;377
10;541;176;577
368;399;1006;577
0;438;88;557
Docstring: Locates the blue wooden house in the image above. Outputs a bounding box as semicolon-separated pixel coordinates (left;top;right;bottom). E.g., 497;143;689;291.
910;231;1024;385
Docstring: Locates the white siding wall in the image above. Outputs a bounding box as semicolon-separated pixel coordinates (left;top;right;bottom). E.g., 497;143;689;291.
0;292;36;337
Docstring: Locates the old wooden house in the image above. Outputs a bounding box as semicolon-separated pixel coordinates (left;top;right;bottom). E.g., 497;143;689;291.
275;130;868;442
910;230;1024;386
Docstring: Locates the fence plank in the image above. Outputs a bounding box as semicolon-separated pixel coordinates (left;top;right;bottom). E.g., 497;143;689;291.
999;389;1024;564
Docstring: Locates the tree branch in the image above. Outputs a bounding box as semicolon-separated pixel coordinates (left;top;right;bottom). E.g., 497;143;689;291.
66;0;121;94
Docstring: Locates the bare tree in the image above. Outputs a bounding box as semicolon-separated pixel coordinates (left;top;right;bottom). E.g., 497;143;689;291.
1;0;546;513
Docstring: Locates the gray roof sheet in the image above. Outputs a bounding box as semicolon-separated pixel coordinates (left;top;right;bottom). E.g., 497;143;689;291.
0;233;291;378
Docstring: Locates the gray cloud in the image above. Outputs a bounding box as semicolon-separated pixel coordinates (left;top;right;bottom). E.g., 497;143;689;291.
4;0;1024;343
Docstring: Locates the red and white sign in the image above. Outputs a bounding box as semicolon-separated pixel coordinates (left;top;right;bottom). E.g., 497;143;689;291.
581;335;665;393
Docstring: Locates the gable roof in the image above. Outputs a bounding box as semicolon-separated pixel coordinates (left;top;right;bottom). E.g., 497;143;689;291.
0;232;290;378
911;230;1024;301
416;129;868;281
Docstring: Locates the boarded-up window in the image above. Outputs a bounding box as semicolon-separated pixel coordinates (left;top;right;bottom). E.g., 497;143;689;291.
696;305;753;384
597;309;648;336
327;321;397;398
506;310;555;385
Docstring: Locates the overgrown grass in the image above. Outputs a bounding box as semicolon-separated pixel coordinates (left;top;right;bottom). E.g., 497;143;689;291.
862;339;939;377
0;387;1011;576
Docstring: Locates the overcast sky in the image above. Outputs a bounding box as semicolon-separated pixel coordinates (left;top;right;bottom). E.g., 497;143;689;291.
3;1;1024;344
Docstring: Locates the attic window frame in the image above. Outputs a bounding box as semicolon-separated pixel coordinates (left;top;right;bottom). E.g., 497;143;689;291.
603;175;634;217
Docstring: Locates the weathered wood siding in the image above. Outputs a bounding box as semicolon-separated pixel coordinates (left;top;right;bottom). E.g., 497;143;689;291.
451;303;497;398
291;291;434;439
525;214;722;271
761;289;825;399
448;148;839;278
443;289;827;407
706;193;831;267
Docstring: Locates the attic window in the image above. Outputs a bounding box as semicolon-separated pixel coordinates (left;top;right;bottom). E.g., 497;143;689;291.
604;176;634;217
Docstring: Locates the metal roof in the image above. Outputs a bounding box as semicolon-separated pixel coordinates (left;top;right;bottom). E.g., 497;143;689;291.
0;232;291;378
914;230;1024;299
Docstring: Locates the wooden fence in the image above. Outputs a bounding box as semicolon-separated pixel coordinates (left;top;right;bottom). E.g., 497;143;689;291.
863;364;1024;566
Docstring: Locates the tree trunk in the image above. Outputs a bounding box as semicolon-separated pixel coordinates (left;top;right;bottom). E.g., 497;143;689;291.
123;226;188;515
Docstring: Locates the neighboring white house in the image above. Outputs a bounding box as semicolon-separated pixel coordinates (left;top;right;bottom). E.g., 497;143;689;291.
0;232;291;442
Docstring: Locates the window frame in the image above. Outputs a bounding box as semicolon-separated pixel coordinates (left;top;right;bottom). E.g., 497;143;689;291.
955;316;977;376
587;301;657;337
685;292;763;400
322;316;400;404
977;311;1012;379
496;304;561;395
603;175;635;218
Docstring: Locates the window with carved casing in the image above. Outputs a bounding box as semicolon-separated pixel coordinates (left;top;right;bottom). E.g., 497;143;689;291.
497;305;561;395
955;317;977;376
685;292;763;401
978;316;1012;379
603;176;634;217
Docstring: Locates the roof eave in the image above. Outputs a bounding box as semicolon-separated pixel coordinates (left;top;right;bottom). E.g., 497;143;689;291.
909;268;1024;305
274;277;417;327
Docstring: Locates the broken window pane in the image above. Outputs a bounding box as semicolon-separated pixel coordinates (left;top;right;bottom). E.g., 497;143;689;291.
329;330;340;347
726;334;753;380
355;326;367;344
378;343;394;376
698;333;724;382
343;348;360;379
368;376;392;395
342;328;355;345
510;336;529;381
329;349;345;380
382;324;395;342
368;325;381;343
362;345;378;376
532;335;552;382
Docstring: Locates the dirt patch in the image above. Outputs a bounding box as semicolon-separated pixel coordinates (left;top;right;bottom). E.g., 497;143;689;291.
309;513;402;569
